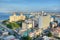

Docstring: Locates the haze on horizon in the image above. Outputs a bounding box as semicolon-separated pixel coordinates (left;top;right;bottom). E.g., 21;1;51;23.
0;0;60;12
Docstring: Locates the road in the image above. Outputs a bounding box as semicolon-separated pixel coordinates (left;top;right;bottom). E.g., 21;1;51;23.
0;21;21;39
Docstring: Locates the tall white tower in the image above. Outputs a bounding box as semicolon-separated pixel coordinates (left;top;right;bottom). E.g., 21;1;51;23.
38;16;43;28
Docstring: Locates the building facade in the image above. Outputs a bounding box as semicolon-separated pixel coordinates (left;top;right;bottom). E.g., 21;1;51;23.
38;15;51;30
9;13;26;22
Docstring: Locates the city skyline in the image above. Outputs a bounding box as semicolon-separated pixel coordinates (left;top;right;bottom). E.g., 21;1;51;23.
0;0;60;40
0;0;60;12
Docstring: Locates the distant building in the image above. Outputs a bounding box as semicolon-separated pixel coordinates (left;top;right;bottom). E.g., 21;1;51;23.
9;13;26;22
50;21;58;28
38;15;51;30
55;16;60;23
51;27;60;37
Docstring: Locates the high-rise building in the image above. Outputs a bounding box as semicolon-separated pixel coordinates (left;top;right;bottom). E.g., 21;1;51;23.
38;15;51;30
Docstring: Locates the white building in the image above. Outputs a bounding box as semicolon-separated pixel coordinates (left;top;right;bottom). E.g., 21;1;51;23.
22;19;34;29
1;35;19;40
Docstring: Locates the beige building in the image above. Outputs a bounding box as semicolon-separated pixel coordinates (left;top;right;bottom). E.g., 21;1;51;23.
39;15;51;30
22;22;27;29
9;13;26;22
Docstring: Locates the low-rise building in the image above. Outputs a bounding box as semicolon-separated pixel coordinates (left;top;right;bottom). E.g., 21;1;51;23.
22;19;34;29
51;27;60;37
2;35;19;40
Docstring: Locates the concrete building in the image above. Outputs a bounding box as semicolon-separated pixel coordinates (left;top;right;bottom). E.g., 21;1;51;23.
51;27;60;37
9;13;26;22
22;19;34;29
38;15;51;30
1;35;19;40
22;22;27;29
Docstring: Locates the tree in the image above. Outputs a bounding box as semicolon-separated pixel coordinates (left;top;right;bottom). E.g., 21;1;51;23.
6;23;13;29
2;20;8;24
11;22;19;30
47;31;52;37
6;22;20;30
22;36;32;40
17;21;22;28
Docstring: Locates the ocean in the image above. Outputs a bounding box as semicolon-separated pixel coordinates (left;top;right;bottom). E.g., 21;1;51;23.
0;13;60;23
0;13;31;20
0;13;12;20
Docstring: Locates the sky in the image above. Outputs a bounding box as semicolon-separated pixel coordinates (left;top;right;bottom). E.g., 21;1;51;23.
0;0;60;12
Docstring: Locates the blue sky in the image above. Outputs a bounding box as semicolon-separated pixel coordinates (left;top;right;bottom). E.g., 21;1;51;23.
0;0;60;12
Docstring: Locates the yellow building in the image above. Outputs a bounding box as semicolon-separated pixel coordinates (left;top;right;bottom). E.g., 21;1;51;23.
39;15;51;30
43;15;51;30
9;13;26;22
27;23;33;29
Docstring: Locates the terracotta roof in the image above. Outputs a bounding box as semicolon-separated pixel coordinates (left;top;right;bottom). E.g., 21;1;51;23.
52;27;60;33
